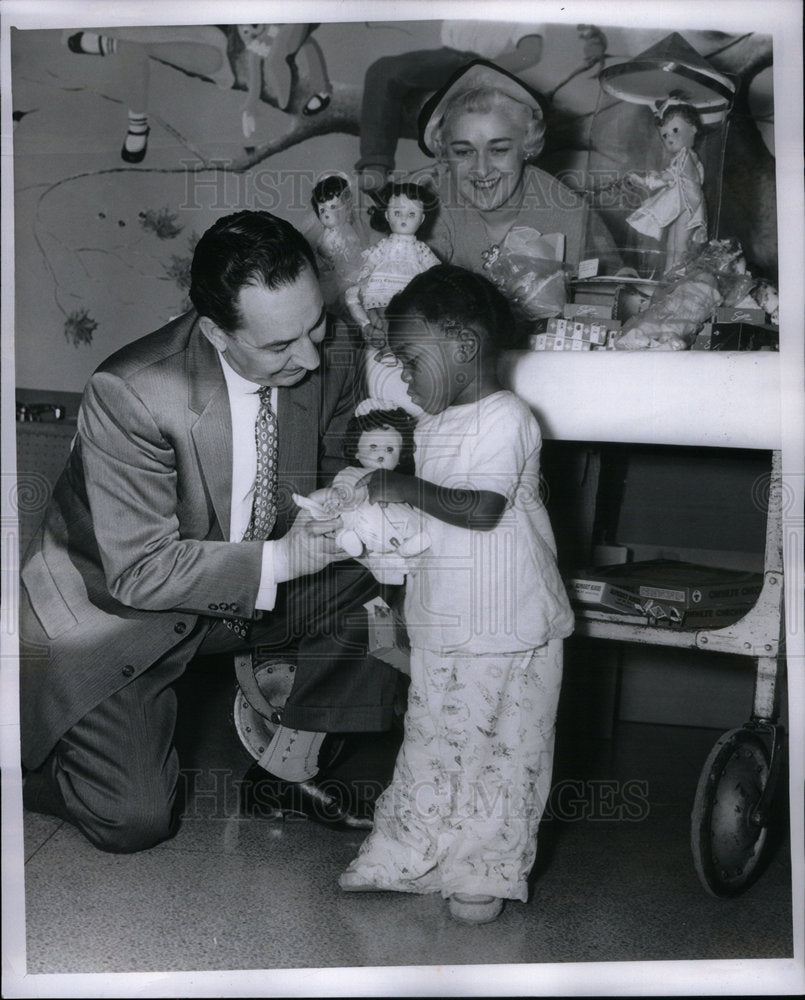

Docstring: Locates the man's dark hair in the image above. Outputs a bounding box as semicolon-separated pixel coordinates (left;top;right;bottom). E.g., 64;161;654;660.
343;407;417;476
190;210;317;332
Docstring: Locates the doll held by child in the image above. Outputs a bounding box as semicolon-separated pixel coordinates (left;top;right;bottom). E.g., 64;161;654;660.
338;265;574;925
293;407;430;586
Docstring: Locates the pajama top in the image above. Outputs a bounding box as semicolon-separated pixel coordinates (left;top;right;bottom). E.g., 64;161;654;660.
405;390;574;655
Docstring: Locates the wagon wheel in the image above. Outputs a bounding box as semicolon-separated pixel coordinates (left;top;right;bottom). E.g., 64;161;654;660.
690;726;781;897
232;659;296;761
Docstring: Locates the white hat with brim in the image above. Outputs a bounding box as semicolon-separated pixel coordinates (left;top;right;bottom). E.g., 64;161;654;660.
417;59;544;158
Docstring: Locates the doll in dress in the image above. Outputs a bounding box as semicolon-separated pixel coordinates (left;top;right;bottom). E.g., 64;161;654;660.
345;182;440;415
309;174;365;317
624;97;707;272
293;407;430;586
238;23;332;138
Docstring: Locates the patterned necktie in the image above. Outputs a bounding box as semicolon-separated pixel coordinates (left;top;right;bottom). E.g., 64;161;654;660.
225;386;278;639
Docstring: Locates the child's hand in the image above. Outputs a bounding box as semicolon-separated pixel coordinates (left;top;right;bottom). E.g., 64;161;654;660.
361;308;388;350
242;109;256;139
363;469;410;506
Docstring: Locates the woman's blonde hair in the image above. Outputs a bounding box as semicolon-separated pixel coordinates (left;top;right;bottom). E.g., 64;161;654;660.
430;87;546;162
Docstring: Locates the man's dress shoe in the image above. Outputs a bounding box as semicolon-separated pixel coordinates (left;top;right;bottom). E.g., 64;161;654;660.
239;762;374;829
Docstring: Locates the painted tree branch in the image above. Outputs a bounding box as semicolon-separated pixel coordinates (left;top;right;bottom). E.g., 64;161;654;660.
229;81;362;172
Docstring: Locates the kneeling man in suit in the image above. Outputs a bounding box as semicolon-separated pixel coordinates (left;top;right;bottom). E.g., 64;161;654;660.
20;210;400;852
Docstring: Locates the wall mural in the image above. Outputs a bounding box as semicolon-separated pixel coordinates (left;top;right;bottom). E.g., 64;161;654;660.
11;19;775;393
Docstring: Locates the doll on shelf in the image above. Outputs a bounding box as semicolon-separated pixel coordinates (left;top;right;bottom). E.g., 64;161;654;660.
293;406;430;586
624;95;707;272
309;174;365;317
345;182;440;415
238;23;332;138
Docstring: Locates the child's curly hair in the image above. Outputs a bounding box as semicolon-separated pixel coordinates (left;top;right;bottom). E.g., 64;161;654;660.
386;263;522;353
367;182;439;237
343;407;417;476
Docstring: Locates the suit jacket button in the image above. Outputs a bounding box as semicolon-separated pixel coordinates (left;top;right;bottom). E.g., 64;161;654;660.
208;603;219;612
122;664;135;678
230;604;239;613
174;621;187;634
219;603;230;612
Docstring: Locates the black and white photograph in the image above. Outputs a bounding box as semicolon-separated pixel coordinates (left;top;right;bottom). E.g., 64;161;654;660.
1;1;803;996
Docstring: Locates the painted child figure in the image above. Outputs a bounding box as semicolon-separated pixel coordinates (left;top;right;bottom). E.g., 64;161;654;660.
294;407;430;586
624;97;707;271
309;174;365;318
345;183;440;416
338;265;575;925
238;23;332;138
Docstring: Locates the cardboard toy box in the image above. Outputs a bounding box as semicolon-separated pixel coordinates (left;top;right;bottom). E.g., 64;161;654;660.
708;322;779;351
568;560;763;625
565;577;644;615
364;597;410;674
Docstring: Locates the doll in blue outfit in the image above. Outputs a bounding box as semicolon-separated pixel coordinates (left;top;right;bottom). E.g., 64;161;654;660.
338;265;574;925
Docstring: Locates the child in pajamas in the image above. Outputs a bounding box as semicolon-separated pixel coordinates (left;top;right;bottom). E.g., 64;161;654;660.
339;264;574;924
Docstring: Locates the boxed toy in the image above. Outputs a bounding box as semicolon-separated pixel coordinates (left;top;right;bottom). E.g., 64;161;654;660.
565;576;644;615
528;317;621;351
569;560;763;625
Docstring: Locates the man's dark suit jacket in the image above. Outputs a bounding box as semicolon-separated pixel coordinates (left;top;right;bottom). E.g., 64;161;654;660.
20;310;363;769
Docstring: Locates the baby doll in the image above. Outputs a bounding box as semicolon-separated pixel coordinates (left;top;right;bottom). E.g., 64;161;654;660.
309;174;365;316
624;96;707;272
293;407;430;585
345;182;440;414
238;23;332;138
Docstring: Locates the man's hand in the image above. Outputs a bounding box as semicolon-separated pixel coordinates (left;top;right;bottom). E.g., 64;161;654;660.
273;510;348;583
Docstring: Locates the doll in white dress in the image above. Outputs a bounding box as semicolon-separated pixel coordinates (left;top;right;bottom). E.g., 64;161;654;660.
625;97;707;272
346;183;440;415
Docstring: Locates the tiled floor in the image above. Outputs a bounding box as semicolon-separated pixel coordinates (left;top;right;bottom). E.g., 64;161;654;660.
11;647;799;994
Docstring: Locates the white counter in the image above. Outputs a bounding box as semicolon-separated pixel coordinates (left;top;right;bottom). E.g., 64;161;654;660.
499;350;782;450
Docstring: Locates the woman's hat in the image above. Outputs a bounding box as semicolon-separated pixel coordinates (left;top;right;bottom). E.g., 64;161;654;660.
417;59;544;158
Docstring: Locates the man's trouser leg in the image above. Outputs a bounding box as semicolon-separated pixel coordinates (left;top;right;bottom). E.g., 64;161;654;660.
249;559;400;733
23;638;193;854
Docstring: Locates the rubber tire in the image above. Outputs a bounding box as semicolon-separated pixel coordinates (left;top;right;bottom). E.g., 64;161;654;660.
690;727;775;897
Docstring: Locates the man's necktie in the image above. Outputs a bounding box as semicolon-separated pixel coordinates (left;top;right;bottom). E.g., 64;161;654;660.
225;386;278;639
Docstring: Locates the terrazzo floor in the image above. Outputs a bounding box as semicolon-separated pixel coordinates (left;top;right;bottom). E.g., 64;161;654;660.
9;646;799;996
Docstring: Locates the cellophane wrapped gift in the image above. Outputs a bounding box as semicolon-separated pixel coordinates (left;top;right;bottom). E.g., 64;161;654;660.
482;226;570;322
614;238;757;350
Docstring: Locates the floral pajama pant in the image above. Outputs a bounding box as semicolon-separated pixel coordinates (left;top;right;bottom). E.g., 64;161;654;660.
342;639;564;901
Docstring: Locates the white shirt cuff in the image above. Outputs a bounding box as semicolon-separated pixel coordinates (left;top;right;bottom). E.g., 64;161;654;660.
255;541;278;611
